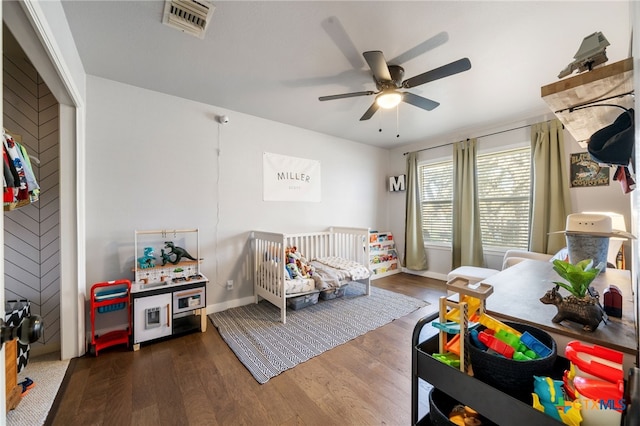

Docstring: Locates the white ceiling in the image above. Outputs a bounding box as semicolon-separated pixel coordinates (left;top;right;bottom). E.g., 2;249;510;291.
58;1;632;149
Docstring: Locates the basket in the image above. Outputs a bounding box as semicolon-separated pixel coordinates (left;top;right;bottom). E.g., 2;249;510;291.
466;321;557;399
429;388;458;426
428;388;497;426
319;284;348;300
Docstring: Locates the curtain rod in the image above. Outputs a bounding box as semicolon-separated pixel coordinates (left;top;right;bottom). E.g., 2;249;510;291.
403;123;533;156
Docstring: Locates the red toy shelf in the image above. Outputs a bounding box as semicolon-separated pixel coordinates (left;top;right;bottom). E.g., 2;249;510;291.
89;279;132;356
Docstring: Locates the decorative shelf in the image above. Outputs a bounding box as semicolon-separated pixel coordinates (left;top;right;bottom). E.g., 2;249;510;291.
541;57;633;147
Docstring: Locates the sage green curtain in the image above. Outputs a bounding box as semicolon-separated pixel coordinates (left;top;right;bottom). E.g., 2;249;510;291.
452;139;484;268
530;119;571;254
404;152;428;270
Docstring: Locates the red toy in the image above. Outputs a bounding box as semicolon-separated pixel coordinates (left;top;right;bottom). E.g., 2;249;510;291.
565;340;623;383
478;330;515;358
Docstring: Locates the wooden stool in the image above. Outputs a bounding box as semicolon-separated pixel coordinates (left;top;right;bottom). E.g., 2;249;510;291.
5;339;22;411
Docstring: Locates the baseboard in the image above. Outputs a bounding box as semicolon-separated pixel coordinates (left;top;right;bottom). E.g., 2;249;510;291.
400;268;448;282
206;295;256;315
27;341;61;358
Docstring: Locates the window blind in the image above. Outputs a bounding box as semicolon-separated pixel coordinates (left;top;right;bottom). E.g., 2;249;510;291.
419;161;453;243
419;146;531;247
477;147;531;248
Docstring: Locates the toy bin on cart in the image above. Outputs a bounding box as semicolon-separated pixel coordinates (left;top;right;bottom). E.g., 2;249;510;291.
89;279;132;356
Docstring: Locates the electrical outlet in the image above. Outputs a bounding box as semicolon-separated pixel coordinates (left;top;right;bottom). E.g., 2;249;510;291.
226;280;233;290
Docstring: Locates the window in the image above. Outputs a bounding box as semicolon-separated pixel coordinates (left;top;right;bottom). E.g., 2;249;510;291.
419;146;531;249
419;161;453;243
477;147;531;249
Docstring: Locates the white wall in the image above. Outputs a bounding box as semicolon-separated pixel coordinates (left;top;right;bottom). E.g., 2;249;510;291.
84;76;390;312
387;116;632;280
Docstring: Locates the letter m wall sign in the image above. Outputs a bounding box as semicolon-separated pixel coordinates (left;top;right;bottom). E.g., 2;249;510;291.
263;152;321;202
389;175;406;192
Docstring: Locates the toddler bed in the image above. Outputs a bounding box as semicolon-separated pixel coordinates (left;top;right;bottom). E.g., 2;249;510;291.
251;227;371;323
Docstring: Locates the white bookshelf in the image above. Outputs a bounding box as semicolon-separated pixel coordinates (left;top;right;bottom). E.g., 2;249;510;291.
369;231;400;280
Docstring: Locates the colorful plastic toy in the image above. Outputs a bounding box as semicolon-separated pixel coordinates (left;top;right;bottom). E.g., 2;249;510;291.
478;313;522;337
434;279;494;373
445;295;482;322
494;330;539;361
469;329;488;351
520;331;552;358
137;247;156;269
431;321;479;334
445;334;462;356
493;329;538;359
565;340;623;383
531;375;582;426
512;351;534;361
477;331;514;358
432;352;460;368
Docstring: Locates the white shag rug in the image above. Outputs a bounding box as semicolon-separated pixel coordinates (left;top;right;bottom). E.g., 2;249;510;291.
6;352;69;426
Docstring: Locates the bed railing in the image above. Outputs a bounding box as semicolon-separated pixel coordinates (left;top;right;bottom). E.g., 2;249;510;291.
251;227;372;323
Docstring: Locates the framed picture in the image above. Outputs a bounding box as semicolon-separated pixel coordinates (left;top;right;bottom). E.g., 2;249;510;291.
570;152;609;188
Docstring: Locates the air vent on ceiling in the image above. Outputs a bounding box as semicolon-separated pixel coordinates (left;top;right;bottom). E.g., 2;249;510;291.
162;0;215;39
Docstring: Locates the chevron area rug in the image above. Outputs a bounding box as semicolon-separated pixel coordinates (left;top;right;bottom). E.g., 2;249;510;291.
209;282;430;383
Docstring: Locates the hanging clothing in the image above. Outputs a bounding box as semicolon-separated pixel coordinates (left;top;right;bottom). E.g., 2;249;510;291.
2;130;40;210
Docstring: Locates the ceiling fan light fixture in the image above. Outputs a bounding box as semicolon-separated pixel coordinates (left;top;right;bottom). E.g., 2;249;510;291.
376;91;403;109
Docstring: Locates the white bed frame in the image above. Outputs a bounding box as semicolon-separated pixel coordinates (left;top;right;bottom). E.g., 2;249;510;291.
251;227;371;323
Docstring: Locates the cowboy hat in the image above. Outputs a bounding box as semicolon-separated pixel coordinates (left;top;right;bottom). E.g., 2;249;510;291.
588;108;635;166
550;213;635;239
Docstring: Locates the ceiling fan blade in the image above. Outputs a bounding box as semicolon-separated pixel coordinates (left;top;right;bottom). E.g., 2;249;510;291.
402;57;472;88
388;31;449;65
359;102;380;121
363;51;392;82
321;16;365;70
402;92;440;111
319;91;375;101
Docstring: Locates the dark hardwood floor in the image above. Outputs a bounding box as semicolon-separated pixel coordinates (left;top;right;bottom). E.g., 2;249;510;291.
46;273;445;426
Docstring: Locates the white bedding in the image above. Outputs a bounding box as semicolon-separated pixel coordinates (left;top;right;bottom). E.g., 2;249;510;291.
309;256;371;290
258;255;370;293
284;278;315;294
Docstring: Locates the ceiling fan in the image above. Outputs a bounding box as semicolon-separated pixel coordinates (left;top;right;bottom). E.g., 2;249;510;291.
319;50;471;121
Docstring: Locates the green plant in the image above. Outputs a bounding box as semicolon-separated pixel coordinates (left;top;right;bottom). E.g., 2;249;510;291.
552;259;603;298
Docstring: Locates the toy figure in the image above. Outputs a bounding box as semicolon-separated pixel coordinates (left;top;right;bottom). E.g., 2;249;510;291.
286;262;302;279
164;241;198;264
137;247;156;269
160;249;172;266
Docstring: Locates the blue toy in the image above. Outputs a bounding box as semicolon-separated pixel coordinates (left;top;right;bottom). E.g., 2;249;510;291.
469;329;488;351
137;247;156;269
531;375;582;426
432;321;479;334
520;331;553;358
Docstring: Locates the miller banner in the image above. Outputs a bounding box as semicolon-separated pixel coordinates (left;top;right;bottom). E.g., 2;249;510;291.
263;152;321;202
